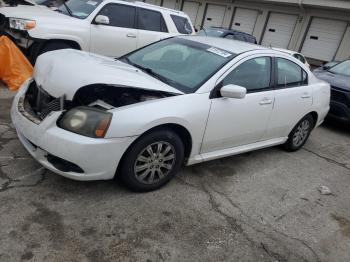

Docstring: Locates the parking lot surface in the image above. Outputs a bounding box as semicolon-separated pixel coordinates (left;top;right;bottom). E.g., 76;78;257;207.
1;84;350;262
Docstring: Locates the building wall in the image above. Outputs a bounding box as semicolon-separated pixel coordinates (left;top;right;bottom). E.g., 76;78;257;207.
159;0;350;64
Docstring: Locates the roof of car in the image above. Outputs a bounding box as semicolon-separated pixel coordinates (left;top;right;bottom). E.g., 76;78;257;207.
179;35;268;54
209;26;254;36
272;47;297;55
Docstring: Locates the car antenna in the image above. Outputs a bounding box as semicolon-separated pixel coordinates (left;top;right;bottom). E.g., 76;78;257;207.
200;25;208;36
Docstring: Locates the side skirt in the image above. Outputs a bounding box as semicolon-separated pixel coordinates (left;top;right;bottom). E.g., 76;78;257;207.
187;137;288;165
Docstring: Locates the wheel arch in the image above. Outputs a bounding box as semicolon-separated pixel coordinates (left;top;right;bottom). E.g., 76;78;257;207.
116;123;193;177
309;111;318;127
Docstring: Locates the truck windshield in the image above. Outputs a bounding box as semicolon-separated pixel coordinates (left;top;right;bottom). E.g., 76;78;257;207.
57;0;102;19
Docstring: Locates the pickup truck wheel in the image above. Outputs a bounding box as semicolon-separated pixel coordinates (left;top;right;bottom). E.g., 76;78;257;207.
119;129;184;192
284;114;314;152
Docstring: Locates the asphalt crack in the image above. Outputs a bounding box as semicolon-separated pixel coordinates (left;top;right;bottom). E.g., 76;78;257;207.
303;147;350;172
176;173;321;262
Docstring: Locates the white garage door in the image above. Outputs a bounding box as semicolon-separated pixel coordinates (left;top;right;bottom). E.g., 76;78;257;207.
231;8;259;34
301;18;347;61
162;0;176;9
203;4;227;28
144;0;160;6
261;13;298;49
182;1;200;24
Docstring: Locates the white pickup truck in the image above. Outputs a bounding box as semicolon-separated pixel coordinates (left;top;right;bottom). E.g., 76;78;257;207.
0;0;194;62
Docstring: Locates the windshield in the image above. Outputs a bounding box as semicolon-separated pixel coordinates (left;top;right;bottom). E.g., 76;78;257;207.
197;28;225;37
122;38;235;93
329;60;350;77
57;0;102;19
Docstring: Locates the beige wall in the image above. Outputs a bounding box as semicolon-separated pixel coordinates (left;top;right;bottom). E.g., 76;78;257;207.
176;0;350;63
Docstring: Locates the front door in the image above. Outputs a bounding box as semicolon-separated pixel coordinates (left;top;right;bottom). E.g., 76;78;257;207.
90;3;138;57
201;56;274;153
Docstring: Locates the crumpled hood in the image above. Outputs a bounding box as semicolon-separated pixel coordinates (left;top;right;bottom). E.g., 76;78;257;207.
34;49;183;99
314;71;350;91
0;5;76;22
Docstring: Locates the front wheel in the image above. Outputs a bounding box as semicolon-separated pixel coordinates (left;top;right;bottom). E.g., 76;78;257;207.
284;115;314;152
119;129;184;192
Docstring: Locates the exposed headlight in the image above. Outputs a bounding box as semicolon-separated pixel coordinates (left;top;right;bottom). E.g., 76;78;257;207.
58;107;112;138
9;18;36;30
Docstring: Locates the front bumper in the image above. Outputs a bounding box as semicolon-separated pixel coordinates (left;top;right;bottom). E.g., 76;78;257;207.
328;88;350;123
11;80;138;181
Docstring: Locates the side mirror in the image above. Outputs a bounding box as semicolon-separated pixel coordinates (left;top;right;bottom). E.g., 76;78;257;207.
95;15;110;25
220;84;246;99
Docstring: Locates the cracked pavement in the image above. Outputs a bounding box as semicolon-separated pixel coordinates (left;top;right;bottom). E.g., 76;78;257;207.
1;84;350;262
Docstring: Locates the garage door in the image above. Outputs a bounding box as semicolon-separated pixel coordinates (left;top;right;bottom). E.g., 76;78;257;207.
301;18;347;61
144;0;160;6
162;0;176;9
203;4;227;28
231;8;258;34
182;1;200;24
261;13;298;49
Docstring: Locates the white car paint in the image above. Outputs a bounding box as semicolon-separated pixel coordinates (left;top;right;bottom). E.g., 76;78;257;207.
272;47;310;69
11;36;330;183
0;0;194;57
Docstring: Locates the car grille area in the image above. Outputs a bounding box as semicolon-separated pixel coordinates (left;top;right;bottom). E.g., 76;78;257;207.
24;81;63;120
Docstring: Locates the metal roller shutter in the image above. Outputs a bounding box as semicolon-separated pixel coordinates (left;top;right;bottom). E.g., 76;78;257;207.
182;1;200;24
301;18;347;61
231;8;258;35
144;0;160;6
162;0;176;9
261;13;298;49
203;4;226;28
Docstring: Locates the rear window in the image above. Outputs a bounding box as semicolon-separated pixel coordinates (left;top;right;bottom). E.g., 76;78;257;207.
170;15;193;34
138;8;168;32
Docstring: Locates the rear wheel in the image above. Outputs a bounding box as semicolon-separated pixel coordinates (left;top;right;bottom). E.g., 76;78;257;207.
119;129;184;192
284;114;314;151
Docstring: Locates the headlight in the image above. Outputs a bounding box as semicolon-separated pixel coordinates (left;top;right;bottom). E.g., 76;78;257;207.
58;107;112;138
9;18;36;30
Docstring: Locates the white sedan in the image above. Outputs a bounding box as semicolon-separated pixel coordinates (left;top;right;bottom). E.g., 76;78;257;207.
11;36;330;191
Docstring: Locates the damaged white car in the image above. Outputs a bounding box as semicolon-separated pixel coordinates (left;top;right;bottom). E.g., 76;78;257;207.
11;36;330;191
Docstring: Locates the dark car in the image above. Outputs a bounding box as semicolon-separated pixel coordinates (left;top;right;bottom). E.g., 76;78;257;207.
314;60;350;123
197;26;257;44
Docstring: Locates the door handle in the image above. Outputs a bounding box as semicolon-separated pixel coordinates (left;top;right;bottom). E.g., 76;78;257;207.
126;34;137;38
301;93;311;99
259;98;273;105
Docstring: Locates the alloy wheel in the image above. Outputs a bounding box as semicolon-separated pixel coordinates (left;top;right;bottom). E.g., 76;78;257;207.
292;119;310;147
134;141;176;185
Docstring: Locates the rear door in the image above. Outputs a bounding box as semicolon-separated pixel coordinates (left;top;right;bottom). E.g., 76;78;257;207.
136;8;170;49
90;3;138;57
263;57;312;140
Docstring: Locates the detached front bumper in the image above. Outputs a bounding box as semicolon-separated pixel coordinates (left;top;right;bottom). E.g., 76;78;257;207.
11;80;137;181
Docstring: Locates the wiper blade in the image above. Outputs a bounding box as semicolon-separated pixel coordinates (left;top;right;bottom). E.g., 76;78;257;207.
119;58;176;86
63;3;73;17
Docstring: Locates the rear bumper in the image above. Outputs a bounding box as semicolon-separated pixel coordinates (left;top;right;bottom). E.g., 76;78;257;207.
11;80;138;181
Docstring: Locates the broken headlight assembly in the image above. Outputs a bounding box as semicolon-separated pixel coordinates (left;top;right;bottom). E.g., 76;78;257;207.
58;107;112;138
9;18;36;30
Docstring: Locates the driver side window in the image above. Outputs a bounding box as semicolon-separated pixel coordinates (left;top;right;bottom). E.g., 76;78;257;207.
222;57;271;93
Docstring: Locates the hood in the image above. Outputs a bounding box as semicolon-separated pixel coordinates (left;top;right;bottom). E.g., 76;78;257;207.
34;49;183;100
0;5;72;20
314;71;350;91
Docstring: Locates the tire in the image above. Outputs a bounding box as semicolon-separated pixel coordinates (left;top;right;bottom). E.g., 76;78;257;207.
284;114;314;152
119;129;185;192
35;42;73;62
